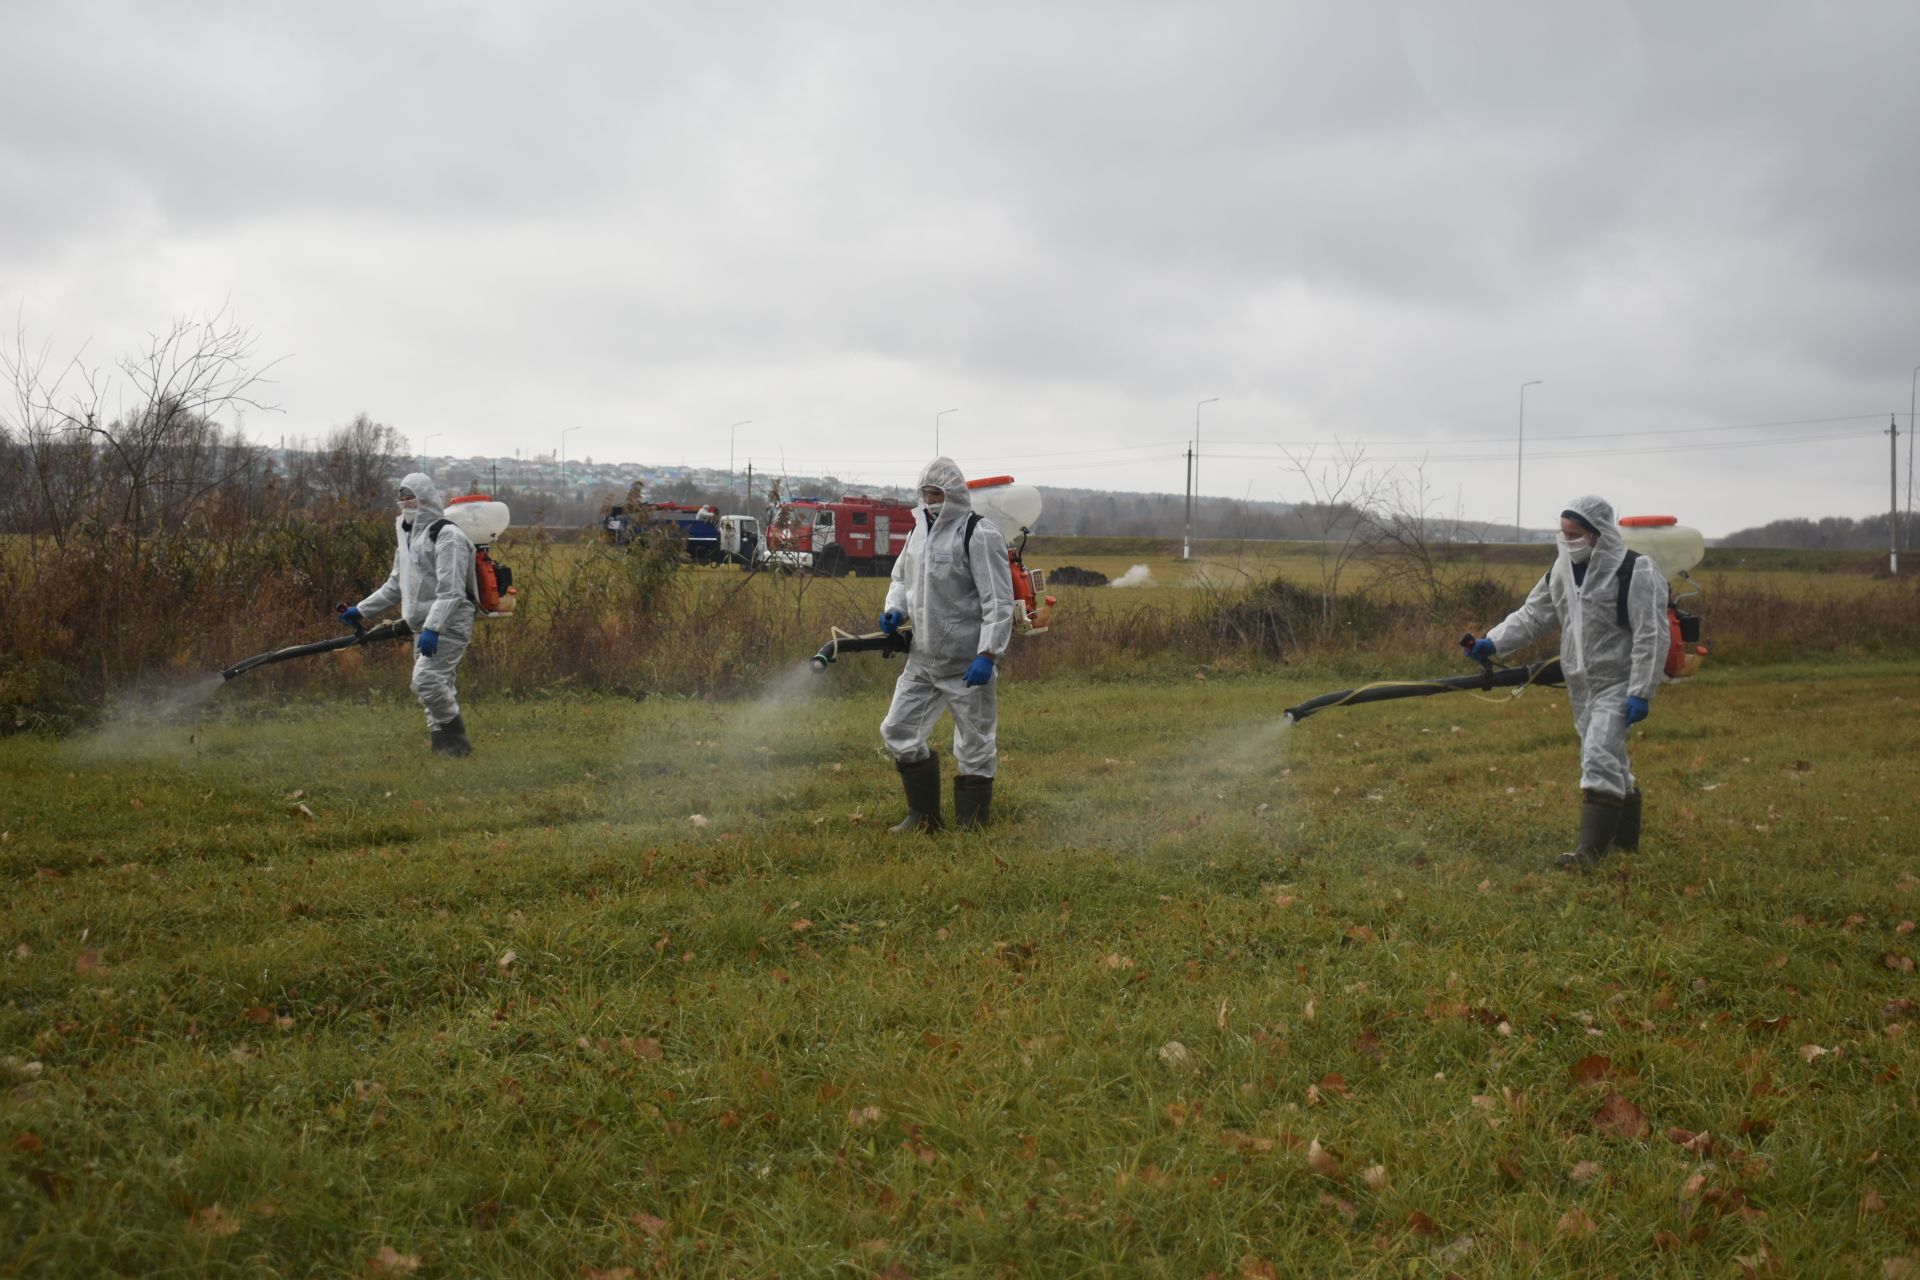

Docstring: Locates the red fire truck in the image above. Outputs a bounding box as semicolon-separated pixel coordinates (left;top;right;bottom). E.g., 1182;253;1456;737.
760;489;917;576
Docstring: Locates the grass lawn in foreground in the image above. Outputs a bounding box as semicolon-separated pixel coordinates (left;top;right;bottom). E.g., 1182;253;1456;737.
3;658;1917;1276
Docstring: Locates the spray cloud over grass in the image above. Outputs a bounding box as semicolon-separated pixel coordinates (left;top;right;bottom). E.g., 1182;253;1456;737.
1109;565;1154;589
75;674;232;761
1030;705;1294;858
612;659;838;830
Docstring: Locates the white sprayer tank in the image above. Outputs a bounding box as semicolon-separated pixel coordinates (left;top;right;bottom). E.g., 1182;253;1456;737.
966;477;1043;535
1619;516;1704;581
444;497;511;547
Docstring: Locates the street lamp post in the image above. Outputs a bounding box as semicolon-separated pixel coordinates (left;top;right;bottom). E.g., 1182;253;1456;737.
730;421;752;503
420;432;441;467
1193;397;1220;525
935;408;957;455
1907;364;1917;554
1515;380;1542;542
560;426;584;524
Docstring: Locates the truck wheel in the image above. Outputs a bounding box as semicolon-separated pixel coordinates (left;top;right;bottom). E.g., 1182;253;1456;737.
814;548;846;577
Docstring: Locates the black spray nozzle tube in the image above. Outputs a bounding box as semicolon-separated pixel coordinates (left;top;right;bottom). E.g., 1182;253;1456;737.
810;627;912;672
220;619;414;681
1283;657;1565;723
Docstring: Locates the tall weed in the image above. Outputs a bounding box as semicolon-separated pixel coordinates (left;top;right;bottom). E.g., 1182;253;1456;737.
5;526;1918;732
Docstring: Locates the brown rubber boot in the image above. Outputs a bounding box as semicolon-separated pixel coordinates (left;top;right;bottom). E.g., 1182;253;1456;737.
953;774;994;831
888;751;944;834
1555;789;1624;872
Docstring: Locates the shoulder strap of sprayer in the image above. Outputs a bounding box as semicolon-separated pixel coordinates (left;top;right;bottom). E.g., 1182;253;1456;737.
425;519;480;607
1532;548;1640;630
919;509;981;556
1615;549;1639;630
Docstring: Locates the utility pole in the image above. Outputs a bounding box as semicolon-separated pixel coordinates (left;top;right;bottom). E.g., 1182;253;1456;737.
1183;444;1194;561
1515;379;1542;542
490;462;498;494
745;461;753;513
1194;397;1220;505
1907;364;1917;554
1891;415;1901;575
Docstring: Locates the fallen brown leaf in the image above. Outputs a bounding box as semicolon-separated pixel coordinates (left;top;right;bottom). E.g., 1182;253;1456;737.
366;1246;421;1275
187;1204;241;1237
1569;1053;1614;1086
1556;1207;1598;1238
1591;1091;1649;1142
1317;1190;1358;1222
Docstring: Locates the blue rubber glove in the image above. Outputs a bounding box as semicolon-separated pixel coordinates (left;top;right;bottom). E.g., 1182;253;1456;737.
964;655;995;687
1467;637;1496;660
879;609;906;636
417;628;440;658
1624;695;1649;725
339;606;362;629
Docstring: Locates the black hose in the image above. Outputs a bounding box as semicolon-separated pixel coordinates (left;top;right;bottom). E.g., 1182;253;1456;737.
1283;657;1565;722
220;620;414;681
810;628;912;672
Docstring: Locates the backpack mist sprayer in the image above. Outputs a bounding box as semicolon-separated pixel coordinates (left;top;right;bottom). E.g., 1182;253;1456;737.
1282;516;1710;724
808;476;1056;673
218;495;518;682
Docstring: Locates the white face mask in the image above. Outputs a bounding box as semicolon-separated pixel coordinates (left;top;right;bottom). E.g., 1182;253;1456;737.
1558;533;1594;563
921;488;945;519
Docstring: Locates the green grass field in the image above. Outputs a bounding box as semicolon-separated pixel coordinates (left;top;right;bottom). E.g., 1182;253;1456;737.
4;650;1918;1276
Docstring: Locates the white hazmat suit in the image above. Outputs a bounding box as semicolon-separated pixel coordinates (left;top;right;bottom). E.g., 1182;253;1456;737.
353;472;479;743
879;459;1015;827
1485;495;1667;800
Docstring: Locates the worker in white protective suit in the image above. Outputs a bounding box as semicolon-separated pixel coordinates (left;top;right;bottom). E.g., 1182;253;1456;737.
339;472;479;756
1460;495;1668;870
877;457;1015;831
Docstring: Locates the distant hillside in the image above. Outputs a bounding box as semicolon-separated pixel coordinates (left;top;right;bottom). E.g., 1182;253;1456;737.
1718;512;1911;550
408;454;1542;540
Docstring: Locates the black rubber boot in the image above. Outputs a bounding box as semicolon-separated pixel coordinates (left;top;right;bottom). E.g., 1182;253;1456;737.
953;774;994;831
1555;789;1623;872
1614;789;1641;853
433;714;473;757
888;751;944;834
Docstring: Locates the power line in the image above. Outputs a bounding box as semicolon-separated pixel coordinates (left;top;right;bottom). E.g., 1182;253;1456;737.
1207;412;1887;449
1209;428;1884;465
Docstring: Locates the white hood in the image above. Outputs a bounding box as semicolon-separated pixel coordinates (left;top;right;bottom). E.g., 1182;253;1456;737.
401;471;446;526
917;456;973;528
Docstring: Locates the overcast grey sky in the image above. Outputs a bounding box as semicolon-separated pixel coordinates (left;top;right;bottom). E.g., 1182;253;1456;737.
4;0;1916;535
